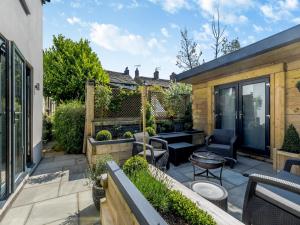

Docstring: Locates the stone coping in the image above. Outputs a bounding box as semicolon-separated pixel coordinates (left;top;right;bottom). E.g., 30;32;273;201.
88;137;134;146
106;161;167;225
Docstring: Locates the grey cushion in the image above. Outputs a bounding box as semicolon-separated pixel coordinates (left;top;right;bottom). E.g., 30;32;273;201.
213;129;234;145
138;150;166;159
208;144;230;151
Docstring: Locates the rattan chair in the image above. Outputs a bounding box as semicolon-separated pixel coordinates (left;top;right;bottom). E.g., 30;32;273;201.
242;159;300;225
132;132;169;171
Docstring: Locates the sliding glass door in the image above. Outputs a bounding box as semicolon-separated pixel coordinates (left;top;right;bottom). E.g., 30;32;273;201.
12;46;25;182
215;77;270;155
0;37;8;199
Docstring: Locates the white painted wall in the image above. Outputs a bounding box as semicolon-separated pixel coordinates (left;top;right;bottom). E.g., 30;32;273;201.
0;0;43;163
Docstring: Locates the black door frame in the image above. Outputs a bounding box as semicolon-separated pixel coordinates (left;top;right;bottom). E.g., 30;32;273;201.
215;76;270;156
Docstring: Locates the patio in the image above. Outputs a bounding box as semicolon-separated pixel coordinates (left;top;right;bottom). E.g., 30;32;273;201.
167;154;276;221
0;151;99;225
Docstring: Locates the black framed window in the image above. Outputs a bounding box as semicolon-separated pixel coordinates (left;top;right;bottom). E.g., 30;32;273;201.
0;36;8;200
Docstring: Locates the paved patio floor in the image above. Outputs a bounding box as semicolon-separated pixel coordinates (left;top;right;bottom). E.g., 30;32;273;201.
0;152;99;225
167;154;277;221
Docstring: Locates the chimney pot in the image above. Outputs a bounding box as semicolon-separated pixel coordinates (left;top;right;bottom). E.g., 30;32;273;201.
154;70;159;80
124;67;129;75
170;72;176;81
135;68;139;79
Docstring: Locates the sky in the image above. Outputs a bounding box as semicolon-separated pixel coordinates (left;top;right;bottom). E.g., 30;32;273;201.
43;0;300;79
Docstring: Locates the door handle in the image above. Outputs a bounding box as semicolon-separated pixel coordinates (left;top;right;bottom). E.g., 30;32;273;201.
239;112;243;119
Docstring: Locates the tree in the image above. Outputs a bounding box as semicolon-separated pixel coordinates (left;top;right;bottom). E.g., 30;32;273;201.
43;34;109;102
176;28;202;71
221;37;241;55
211;6;226;59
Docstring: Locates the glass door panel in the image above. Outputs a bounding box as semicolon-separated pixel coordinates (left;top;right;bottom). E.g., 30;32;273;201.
240;82;267;151
0;38;7;199
13;49;25;180
215;86;237;131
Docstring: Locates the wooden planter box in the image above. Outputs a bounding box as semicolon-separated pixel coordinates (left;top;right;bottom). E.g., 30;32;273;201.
273;148;300;175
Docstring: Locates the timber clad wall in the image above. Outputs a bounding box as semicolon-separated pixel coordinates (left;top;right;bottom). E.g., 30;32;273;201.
192;59;300;152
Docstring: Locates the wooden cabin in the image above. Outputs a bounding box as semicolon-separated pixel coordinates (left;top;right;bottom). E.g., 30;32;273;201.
175;25;300;169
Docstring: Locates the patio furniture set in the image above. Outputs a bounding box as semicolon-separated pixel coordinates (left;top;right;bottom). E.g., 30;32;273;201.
131;129;300;225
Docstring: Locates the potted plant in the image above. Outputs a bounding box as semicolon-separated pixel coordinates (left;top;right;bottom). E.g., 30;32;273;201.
274;124;300;174
87;154;113;210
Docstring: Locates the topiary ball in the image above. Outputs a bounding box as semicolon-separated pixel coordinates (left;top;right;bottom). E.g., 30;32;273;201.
146;127;156;137
96;130;112;141
282;124;300;153
123;131;133;139
123;156;148;176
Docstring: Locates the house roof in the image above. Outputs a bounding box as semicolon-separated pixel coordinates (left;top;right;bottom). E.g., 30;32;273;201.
106;70;137;86
175;24;300;82
137;76;170;88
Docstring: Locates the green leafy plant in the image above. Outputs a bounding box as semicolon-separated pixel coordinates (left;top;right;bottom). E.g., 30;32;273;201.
109;89;140;112
163;81;192;118
282;124;300;153
146;127;156;137
123;156;216;225
43;34;109;102
42;114;53;143
94;85;112;120
53;101;85;154
87;154;113;187
145;102;156;130
160;120;174;132
168;190;216;225
123;156;148;176
96;130;112;141
296;80;300;92
123;131;133;139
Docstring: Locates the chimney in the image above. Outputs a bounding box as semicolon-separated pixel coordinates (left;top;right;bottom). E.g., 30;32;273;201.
154;69;159;80
135;68;139;79
124;67;129;75
170;72;176;81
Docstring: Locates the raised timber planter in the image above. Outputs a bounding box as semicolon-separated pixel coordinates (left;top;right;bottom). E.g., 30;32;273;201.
273;148;300;175
87;137;134;167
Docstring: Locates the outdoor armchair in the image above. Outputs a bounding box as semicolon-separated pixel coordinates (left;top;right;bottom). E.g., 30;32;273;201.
242;159;300;225
205;129;237;167
132;132;169;171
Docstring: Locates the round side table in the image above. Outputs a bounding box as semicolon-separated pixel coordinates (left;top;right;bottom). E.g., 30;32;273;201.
191;180;228;211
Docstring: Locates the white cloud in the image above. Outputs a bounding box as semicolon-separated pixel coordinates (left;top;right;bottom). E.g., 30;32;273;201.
293;17;300;23
110;3;124;11
148;0;189;13
161;27;170;37
66;16;87;27
170;23;180;30
242;35;256;46
90;23;165;56
70;0;82;8
260;0;299;21
196;0;252;24
253;24;264;32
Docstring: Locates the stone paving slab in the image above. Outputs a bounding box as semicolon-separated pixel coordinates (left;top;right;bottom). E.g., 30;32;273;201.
0;152;99;225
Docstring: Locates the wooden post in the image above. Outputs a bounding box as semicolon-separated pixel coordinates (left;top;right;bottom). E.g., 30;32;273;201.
141;85;147;158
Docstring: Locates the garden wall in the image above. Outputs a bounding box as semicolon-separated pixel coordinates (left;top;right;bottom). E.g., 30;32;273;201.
100;161;167;225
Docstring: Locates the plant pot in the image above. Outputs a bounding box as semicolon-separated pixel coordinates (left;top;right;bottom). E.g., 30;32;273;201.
92;183;105;210
273;148;300;175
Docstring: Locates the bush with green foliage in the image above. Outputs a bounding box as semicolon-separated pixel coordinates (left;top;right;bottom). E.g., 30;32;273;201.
87;154;113;186
123;156;216;225
94;85;112;120
42;115;53;143
145;103;156;130
183;102;193;130
53;101;85;154
43;34;109;102
123;131;133;139
123;156;148;176
96;130;112;141
168;190;216;225
296;80;300;92
282;124;300;153
160;120;174;132
146;127;156;137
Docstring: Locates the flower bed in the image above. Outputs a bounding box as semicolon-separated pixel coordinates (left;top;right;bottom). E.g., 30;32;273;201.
123;156;216;225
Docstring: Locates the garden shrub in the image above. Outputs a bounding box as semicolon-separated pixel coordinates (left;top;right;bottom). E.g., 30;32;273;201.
42;114;53;143
123;156;216;225
53;101;85;154
96;130;112;141
123;156;148;176
145;102;156;130
123;131;133;139
282;124;300;153
160;120;174;132
146;127;156;137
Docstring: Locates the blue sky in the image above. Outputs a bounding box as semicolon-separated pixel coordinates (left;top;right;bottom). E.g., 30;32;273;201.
44;0;300;79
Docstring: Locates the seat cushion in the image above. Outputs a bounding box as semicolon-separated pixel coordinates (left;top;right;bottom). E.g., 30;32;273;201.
207;144;230;151
138;150;166;159
213;129;234;145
